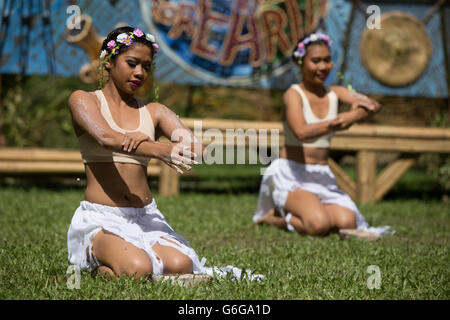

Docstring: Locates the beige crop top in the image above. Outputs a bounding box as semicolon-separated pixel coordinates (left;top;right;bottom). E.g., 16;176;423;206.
283;84;338;148
77;90;155;166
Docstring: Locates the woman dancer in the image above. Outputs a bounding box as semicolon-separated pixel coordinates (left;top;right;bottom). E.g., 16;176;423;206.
67;26;263;281
253;33;391;238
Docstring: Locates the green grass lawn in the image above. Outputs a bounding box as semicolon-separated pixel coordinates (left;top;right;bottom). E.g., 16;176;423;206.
0;169;448;300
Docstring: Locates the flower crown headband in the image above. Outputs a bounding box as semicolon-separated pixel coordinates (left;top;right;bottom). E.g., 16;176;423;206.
293;33;333;60
293;33;355;92
99;28;159;61
98;28;161;100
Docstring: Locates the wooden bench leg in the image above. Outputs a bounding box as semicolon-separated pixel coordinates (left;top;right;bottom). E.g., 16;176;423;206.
158;164;179;196
328;158;357;201
356;150;376;204
375;155;416;201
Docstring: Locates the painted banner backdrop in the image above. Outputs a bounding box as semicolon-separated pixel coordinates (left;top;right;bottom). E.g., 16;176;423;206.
0;0;448;97
140;0;327;86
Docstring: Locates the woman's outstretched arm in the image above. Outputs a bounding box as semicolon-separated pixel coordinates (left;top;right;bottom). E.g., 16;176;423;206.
68;90;194;173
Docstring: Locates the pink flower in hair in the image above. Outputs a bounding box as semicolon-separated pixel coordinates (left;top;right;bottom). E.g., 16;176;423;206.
107;40;116;50
152;43;159;53
133;28;144;38
323;35;330;42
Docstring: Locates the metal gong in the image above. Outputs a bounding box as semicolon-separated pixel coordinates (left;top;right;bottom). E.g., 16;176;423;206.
360;12;432;87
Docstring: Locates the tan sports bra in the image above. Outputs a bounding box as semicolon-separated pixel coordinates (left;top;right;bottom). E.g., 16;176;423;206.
283;84;338;148
77;90;155;166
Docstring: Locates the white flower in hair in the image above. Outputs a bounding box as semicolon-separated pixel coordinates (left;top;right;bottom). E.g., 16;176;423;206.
99;50;107;60
116;33;129;44
293;51;301;58
309;34;318;41
146;33;155;43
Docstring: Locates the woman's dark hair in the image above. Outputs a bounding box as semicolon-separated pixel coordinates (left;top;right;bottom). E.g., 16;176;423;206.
101;26;156;62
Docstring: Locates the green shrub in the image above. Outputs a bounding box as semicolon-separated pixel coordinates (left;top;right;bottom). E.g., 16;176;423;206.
0;75;94;149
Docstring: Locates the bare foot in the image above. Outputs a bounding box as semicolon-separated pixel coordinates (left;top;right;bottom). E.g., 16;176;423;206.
338;229;381;241
153;274;213;286
256;209;276;226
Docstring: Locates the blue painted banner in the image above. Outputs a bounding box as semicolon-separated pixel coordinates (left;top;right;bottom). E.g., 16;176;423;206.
0;0;448;98
141;0;327;87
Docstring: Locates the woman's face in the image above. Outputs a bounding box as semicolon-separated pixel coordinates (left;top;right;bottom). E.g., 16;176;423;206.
301;44;333;85
107;43;153;94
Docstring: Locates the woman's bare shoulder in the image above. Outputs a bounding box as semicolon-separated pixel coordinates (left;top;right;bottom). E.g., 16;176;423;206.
145;101;166;110
68;90;100;110
145;101;176;118
283;85;302;107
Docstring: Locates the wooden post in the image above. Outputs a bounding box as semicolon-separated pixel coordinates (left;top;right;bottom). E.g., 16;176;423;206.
356;150;377;204
158;162;179;196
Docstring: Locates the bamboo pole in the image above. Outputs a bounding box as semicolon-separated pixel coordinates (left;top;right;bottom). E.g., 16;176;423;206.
335;125;450;139
331;136;450;153
181;119;450;139
0;160;161;176
0;161;85;174
181;118;283;131
0;148;82;161
158;163;179;196
356;150;377;204
147;165;162;176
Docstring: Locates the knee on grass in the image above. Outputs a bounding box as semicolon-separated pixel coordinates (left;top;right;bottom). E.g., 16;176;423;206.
303;215;332;236
163;255;193;275
333;212;356;230
116;257;153;279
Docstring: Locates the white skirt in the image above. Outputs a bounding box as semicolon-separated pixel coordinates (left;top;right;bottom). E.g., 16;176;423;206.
254;158;393;235
67;199;264;280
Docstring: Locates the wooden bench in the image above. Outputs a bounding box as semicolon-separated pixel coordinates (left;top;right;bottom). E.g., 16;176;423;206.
0;148;178;196
1;119;449;203
181;118;450;203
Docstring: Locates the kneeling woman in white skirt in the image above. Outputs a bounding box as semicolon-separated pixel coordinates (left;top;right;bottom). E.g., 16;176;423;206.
67;26;264;281
254;33;391;237
67;26;206;279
